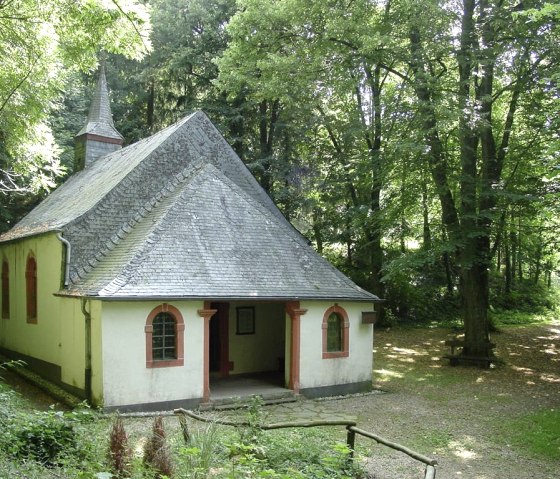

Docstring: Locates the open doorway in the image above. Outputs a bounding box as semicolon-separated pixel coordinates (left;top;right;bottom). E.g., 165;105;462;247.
209;302;289;399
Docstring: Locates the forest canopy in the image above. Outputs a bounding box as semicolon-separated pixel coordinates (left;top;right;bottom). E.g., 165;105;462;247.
1;0;558;351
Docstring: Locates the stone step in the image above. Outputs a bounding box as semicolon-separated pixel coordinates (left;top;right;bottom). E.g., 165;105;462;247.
199;391;297;411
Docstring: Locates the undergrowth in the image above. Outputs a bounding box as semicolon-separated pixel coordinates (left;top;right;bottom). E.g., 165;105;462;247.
0;383;363;478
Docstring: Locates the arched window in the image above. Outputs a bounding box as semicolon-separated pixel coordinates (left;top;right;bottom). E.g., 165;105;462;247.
322;305;349;359
25;254;37;323
145;304;184;368
1;260;9;319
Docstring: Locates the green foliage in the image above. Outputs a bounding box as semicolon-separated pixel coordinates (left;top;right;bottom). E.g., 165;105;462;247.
2;407;94;467
501;409;560;460
176;419;222;478
0;0;151;196
490;275;559;314
10;409;77;465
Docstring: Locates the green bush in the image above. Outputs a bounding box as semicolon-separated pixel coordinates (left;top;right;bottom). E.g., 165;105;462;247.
10;409;77;466
489;274;559;313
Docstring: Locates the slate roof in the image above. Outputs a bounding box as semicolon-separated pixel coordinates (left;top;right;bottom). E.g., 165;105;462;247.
0;112;378;302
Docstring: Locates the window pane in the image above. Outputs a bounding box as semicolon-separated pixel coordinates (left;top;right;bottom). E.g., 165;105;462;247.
152;312;177;361
153;321;163;336
163;346;176;359
327;313;342;352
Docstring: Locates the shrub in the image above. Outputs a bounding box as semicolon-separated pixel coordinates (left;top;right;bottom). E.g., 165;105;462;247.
11;409;77;466
143;416;173;478
108;416;132;478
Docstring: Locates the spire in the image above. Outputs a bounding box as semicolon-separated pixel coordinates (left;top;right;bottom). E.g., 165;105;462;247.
74;62;124;171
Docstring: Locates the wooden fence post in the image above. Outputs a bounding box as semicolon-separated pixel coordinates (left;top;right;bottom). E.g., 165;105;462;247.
346;426;356;460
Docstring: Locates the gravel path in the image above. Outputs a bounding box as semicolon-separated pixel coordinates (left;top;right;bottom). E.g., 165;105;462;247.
338;321;560;478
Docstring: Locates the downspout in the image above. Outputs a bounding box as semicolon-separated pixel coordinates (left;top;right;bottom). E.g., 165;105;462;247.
81;298;92;405
56;233;71;287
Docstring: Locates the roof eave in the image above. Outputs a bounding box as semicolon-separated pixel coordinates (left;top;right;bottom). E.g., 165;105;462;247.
54;292;383;303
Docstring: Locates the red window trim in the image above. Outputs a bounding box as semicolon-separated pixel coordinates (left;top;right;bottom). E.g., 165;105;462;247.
145;304;184;368
1;260;9;319
322;304;350;359
25;254;37;324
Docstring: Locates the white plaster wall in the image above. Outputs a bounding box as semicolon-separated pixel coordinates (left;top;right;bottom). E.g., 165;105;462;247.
228;302;285;374
100;301;205;408
299;301;375;389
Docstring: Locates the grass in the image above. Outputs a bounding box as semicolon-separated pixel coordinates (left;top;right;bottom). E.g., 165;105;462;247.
490;308;557;328
499;408;560;460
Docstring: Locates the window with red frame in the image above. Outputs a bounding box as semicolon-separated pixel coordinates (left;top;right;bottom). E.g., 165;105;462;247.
25;255;37;323
1;260;9;319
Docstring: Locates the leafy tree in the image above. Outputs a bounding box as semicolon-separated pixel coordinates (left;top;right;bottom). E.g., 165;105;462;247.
0;0;151;198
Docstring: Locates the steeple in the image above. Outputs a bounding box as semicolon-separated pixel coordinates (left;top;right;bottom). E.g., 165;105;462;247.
74;62;124;171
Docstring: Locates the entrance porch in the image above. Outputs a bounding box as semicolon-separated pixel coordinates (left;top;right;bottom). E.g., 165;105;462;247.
198;300;306;405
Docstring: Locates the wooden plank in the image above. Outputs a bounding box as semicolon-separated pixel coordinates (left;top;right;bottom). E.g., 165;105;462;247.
348;426;438;466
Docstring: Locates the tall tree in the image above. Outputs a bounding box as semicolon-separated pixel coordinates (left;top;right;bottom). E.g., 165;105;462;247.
0;0;151;198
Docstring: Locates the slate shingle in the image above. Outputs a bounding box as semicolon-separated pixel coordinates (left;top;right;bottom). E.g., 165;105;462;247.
0;112;379;302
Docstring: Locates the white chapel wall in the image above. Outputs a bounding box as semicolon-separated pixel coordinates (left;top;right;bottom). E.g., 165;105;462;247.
100;300;205;408
298;301;375;390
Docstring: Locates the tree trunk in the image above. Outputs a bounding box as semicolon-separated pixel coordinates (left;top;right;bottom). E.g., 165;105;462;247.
458;0;491;357
504;234;512;295
147;80;155;131
421;177;432;250
461;263;493;357
258;99;280;194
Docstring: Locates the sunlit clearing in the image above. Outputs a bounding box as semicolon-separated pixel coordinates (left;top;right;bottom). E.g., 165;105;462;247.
386;355;416;363
449;439;477;460
540;374;560;383
392;347;427;356
134;437;147;457
512;366;535;375
374;368;404;380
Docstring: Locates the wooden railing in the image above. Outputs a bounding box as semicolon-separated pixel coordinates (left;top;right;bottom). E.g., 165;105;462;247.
175;408;437;478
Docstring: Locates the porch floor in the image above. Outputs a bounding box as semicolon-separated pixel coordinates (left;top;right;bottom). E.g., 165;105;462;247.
209;372;293;403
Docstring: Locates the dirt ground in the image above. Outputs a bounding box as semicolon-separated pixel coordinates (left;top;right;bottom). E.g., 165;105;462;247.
2;321;559;478
340;320;560;479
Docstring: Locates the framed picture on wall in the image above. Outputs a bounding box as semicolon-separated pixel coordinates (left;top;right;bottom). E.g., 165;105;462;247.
236;306;255;335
